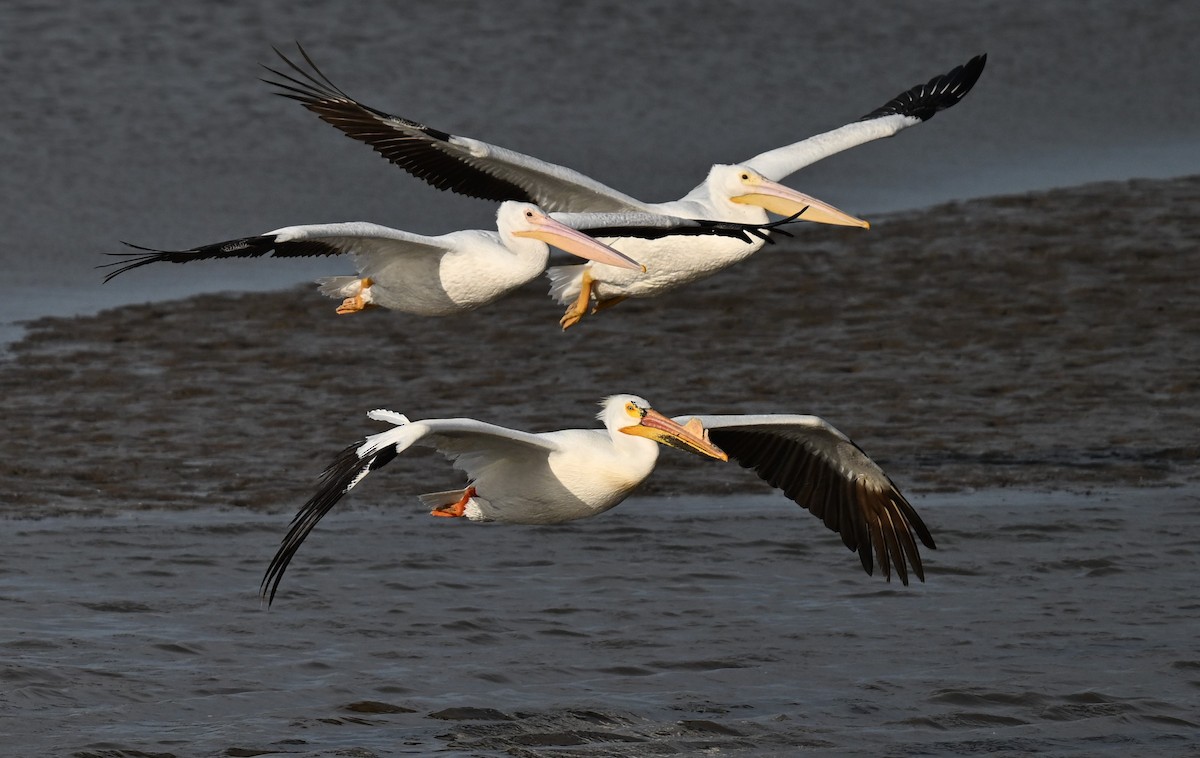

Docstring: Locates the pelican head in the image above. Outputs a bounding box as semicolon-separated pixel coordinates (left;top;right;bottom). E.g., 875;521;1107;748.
602;395;727;461
500;202;646;271
710;164;869;229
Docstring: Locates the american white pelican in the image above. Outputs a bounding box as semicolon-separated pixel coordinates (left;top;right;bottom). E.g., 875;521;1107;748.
264;47;985;327
261;394;934;604
102;201;794;316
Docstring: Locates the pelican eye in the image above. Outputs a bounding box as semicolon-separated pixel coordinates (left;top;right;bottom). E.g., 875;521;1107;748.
625;402;644;418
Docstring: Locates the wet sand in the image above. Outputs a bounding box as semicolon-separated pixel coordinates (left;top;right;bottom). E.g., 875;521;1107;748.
2;176;1200;755
4;175;1198;516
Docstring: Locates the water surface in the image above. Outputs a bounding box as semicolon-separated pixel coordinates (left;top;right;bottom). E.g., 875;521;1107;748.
3;491;1198;755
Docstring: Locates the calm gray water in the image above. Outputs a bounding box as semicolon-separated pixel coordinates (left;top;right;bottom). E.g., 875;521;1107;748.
3;491;1198;755
2;0;1199;346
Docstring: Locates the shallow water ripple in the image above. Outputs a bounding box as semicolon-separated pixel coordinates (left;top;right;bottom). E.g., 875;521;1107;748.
1;490;1198;754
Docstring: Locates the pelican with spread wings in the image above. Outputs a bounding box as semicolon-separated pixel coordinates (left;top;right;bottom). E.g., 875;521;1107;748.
261;394;934;604
264;47;984;326
103;201;799;317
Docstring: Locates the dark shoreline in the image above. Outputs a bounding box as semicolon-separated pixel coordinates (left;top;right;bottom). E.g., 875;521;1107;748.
4;175;1198;516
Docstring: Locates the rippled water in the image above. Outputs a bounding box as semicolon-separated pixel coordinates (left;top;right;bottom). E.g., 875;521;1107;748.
3;491;1198;755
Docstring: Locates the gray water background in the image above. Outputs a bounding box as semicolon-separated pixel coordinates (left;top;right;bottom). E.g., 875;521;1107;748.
1;0;1198;347
4;491;1199;755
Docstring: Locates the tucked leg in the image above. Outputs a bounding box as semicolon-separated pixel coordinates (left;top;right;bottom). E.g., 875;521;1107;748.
335;277;376;315
591;295;628;314
430;486;476;518
559;271;595;330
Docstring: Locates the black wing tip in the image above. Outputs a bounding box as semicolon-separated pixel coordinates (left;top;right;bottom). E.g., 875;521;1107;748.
574;220;764;244
967;52;988;76
857;526;924;586
869;486;933;586
956;52;988;97
895;488;937;551
857;52;988;123
260;44;536;204
98;241;177;282
712;427;932;586
763;209;805;240
260;439;398;606
260;41;360;113
829;470;932;586
98;235;290;282
260;43;443;137
730;211;803;245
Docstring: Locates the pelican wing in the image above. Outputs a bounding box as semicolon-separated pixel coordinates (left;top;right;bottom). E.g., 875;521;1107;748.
551;210;803;245
676;413;935;585
742;54;986;182
264;45;647;214
261;413;558;604
101;222;456;282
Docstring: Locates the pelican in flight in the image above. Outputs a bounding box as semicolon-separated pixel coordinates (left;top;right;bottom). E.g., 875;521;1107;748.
102;201;794;316
264;47;985;327
261;394;934;604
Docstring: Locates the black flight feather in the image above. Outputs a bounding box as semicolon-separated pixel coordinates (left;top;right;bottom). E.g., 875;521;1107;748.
260;439;399;606
858;53;987;123
99;235;345;282
262;43;537;204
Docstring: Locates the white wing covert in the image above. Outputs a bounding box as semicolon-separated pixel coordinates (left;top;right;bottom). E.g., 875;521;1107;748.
743;54;987;182
261;413;558;603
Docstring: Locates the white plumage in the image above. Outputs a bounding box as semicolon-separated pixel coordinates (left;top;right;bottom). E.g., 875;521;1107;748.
104;201;796;317
261;395;935;605
265;47;985;326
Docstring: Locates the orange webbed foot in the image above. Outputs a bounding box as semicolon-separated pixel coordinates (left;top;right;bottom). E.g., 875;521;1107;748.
559;271;594;330
335;277;375;315
430;486;476;518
